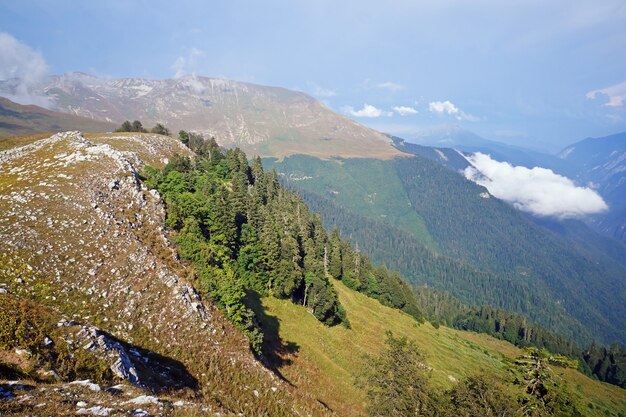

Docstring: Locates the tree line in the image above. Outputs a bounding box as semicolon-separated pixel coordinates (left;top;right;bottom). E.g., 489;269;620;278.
289;181;626;389
140;131;423;352
115;120;170;136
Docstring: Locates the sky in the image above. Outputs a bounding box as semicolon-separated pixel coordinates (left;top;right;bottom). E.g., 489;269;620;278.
1;0;625;152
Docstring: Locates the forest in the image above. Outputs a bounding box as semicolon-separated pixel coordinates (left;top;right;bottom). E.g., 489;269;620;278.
141;129;624;389
141;131;423;353
288;179;626;388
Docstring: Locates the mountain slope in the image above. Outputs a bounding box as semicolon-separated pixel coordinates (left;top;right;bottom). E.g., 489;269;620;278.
558;132;626;242
0;96;115;140
269;154;626;345
1;131;624;416
0;131;331;416
0;73;404;160
257;280;626;417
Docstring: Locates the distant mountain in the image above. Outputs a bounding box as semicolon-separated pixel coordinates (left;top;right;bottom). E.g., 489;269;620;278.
0;73;404;160
557;132;626;242
407;124;563;169
0;96;115;139
390;135;470;171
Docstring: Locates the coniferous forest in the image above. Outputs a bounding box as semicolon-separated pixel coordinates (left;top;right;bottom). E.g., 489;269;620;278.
142;132;625;389
142;132;423;352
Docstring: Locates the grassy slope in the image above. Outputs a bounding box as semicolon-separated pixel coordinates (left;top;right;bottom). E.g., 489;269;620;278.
264;155;437;250
0;97;116;139
258;281;626;417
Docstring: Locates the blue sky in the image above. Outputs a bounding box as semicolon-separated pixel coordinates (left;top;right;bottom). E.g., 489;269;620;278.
1;0;625;151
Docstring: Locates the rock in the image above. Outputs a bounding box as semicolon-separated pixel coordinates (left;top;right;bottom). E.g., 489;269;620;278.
126;395;160;405
70;380;101;392
131;410;149;417
77;405;113;416
76;401;88;407
43;336;54;346
0;287;8;294
15;348;31;357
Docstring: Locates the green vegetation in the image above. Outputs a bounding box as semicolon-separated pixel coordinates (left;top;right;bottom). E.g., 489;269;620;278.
259;281;626;417
359;334;583;416
115;119;171;135
0;295;113;383
272;154;626;346
394;156;626;345
263;155;437;249
142;135;422;352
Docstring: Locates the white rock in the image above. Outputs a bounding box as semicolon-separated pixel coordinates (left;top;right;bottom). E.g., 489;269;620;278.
15;348;31;357
77;405;113;416
70;380;101;391
76;401;88;407
126;395;159;405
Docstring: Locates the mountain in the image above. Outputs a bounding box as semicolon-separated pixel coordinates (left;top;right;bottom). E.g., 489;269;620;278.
390;135;470;171
0;73;404;160
407;124;564;169
0;131;331;416
3;74;623;345
557;132;626;242
1;132;623;417
266;153;626;346
0;96;115;140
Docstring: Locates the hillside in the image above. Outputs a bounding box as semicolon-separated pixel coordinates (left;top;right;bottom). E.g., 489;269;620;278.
0;97;115;139
0;131;332;416
257;280;626;417
558;132;626;243
0;73;404;160
0;131;624;416
267;154;626;345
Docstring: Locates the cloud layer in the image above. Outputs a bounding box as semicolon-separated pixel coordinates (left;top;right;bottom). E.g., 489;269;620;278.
586;80;626;107
392;105;418;116
0;32;51;107
172;47;204;78
463;152;608;219
429;100;479;121
344;103;391;118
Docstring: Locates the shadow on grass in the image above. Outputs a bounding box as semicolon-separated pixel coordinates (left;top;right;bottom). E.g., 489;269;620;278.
245;291;300;384
90;328;199;394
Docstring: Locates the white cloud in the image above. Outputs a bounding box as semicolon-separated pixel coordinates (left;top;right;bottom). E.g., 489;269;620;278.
463;152;608;219
586;80;626;107
392;105;418;116
344;103;392;118
310;83;337;98
428;100;480;121
172;47;204;78
377;81;404;91
0;32;52;107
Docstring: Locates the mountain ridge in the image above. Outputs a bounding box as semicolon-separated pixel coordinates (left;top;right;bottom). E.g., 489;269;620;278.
0;73;405;160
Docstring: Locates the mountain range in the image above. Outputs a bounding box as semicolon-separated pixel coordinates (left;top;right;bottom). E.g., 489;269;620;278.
0;73;402;160
1;74;625;344
1;73;625;415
